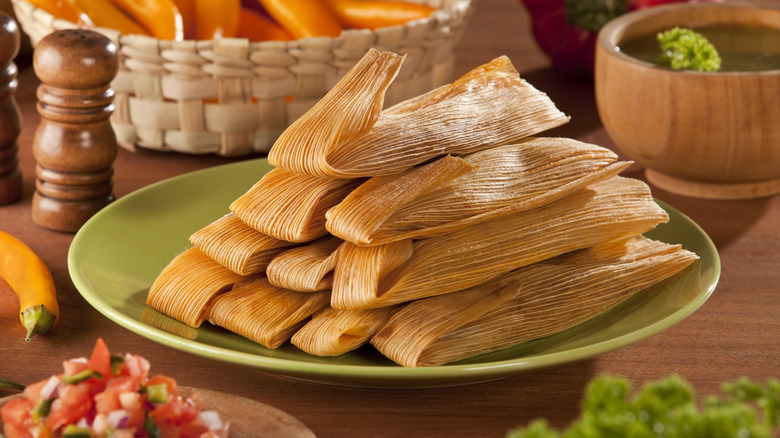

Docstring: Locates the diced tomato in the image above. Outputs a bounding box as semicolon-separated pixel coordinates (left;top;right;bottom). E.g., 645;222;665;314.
154;418;208;438
21;378;53;405
2;422;31;438
125;404;147;431
156;420;182;438
179;398;201;424
179;420;210;438
149;398;182;422
93;389;122;415
88;337;113;379
120;354;151;380
62;359;89;377
45;383;91;431
1;398;35;435
106;375;142;393
151;396;208;437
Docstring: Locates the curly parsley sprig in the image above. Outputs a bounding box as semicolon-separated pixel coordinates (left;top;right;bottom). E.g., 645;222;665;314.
657;27;722;72
507;375;780;437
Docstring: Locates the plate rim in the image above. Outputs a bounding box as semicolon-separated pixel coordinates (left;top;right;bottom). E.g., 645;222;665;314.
68;158;721;388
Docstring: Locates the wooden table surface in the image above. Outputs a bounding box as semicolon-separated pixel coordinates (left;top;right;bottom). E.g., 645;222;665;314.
1;1;778;437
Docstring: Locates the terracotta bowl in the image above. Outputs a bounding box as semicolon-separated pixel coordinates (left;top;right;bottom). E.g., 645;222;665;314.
595;2;780;199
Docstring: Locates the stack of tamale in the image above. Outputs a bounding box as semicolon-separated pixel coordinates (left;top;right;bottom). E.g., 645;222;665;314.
146;49;699;367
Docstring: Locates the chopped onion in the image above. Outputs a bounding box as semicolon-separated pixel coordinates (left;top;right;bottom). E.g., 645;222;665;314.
107;409;130;429
39;376;60;399
118;391;141;410
92;414;108;435
198;410;224;430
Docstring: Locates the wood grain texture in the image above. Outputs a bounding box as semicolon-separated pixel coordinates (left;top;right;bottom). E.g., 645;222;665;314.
0;11;21;205
0;1;778;437
30;29;119;231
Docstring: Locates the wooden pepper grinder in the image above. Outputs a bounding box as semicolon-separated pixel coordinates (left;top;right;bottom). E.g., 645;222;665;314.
32;29;119;232
0;12;22;206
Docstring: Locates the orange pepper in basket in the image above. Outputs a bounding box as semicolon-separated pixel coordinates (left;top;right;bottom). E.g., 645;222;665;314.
109;0;184;40
322;0;436;30
237;8;293;42
24;0;94;26
172;0;196;39
193;0;240;39
253;0;343;39
71;0;149;36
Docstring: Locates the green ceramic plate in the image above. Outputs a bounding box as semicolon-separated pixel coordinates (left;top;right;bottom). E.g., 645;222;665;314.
68;159;721;388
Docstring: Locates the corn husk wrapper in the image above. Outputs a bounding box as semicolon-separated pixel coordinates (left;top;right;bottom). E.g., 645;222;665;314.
268;49;404;178
189;213;298;275
332;238;414;310
326;138;628;245
372;236;699;367
207;277;330;349
266;236;344;292
230;168;363;243
372;282;517;366
147;247;250;327
269;52;570;179
332;177;669;310
291;306;398;356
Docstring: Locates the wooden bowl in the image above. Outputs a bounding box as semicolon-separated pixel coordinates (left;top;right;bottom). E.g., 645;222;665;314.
595;2;780;199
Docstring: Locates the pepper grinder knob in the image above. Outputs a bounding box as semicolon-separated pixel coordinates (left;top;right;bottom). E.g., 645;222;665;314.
0;12;22;206
32;29;119;232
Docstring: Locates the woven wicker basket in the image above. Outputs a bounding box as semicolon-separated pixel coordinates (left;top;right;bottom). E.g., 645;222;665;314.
11;0;474;156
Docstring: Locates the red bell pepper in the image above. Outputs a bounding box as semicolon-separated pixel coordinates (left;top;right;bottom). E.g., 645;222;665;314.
520;0;721;77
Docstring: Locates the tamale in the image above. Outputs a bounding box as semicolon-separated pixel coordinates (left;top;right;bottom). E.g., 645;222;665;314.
372;283;517;367
269;51;570;179
146;247;249;327
324;154;473;245
332;238;414;309
331;176;670;310
268;49;405;178
291;306;398;356
326;138;629;245
230;167;363;243
266;236;343;292
372;236;699;367
207;277;330;349
189;213;298;275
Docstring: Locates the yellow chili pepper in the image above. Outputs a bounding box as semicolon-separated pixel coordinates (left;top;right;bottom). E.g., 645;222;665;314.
71;0;149;36
24;0;95;26
0;230;59;341
193;0;240;39
109;0;184;40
